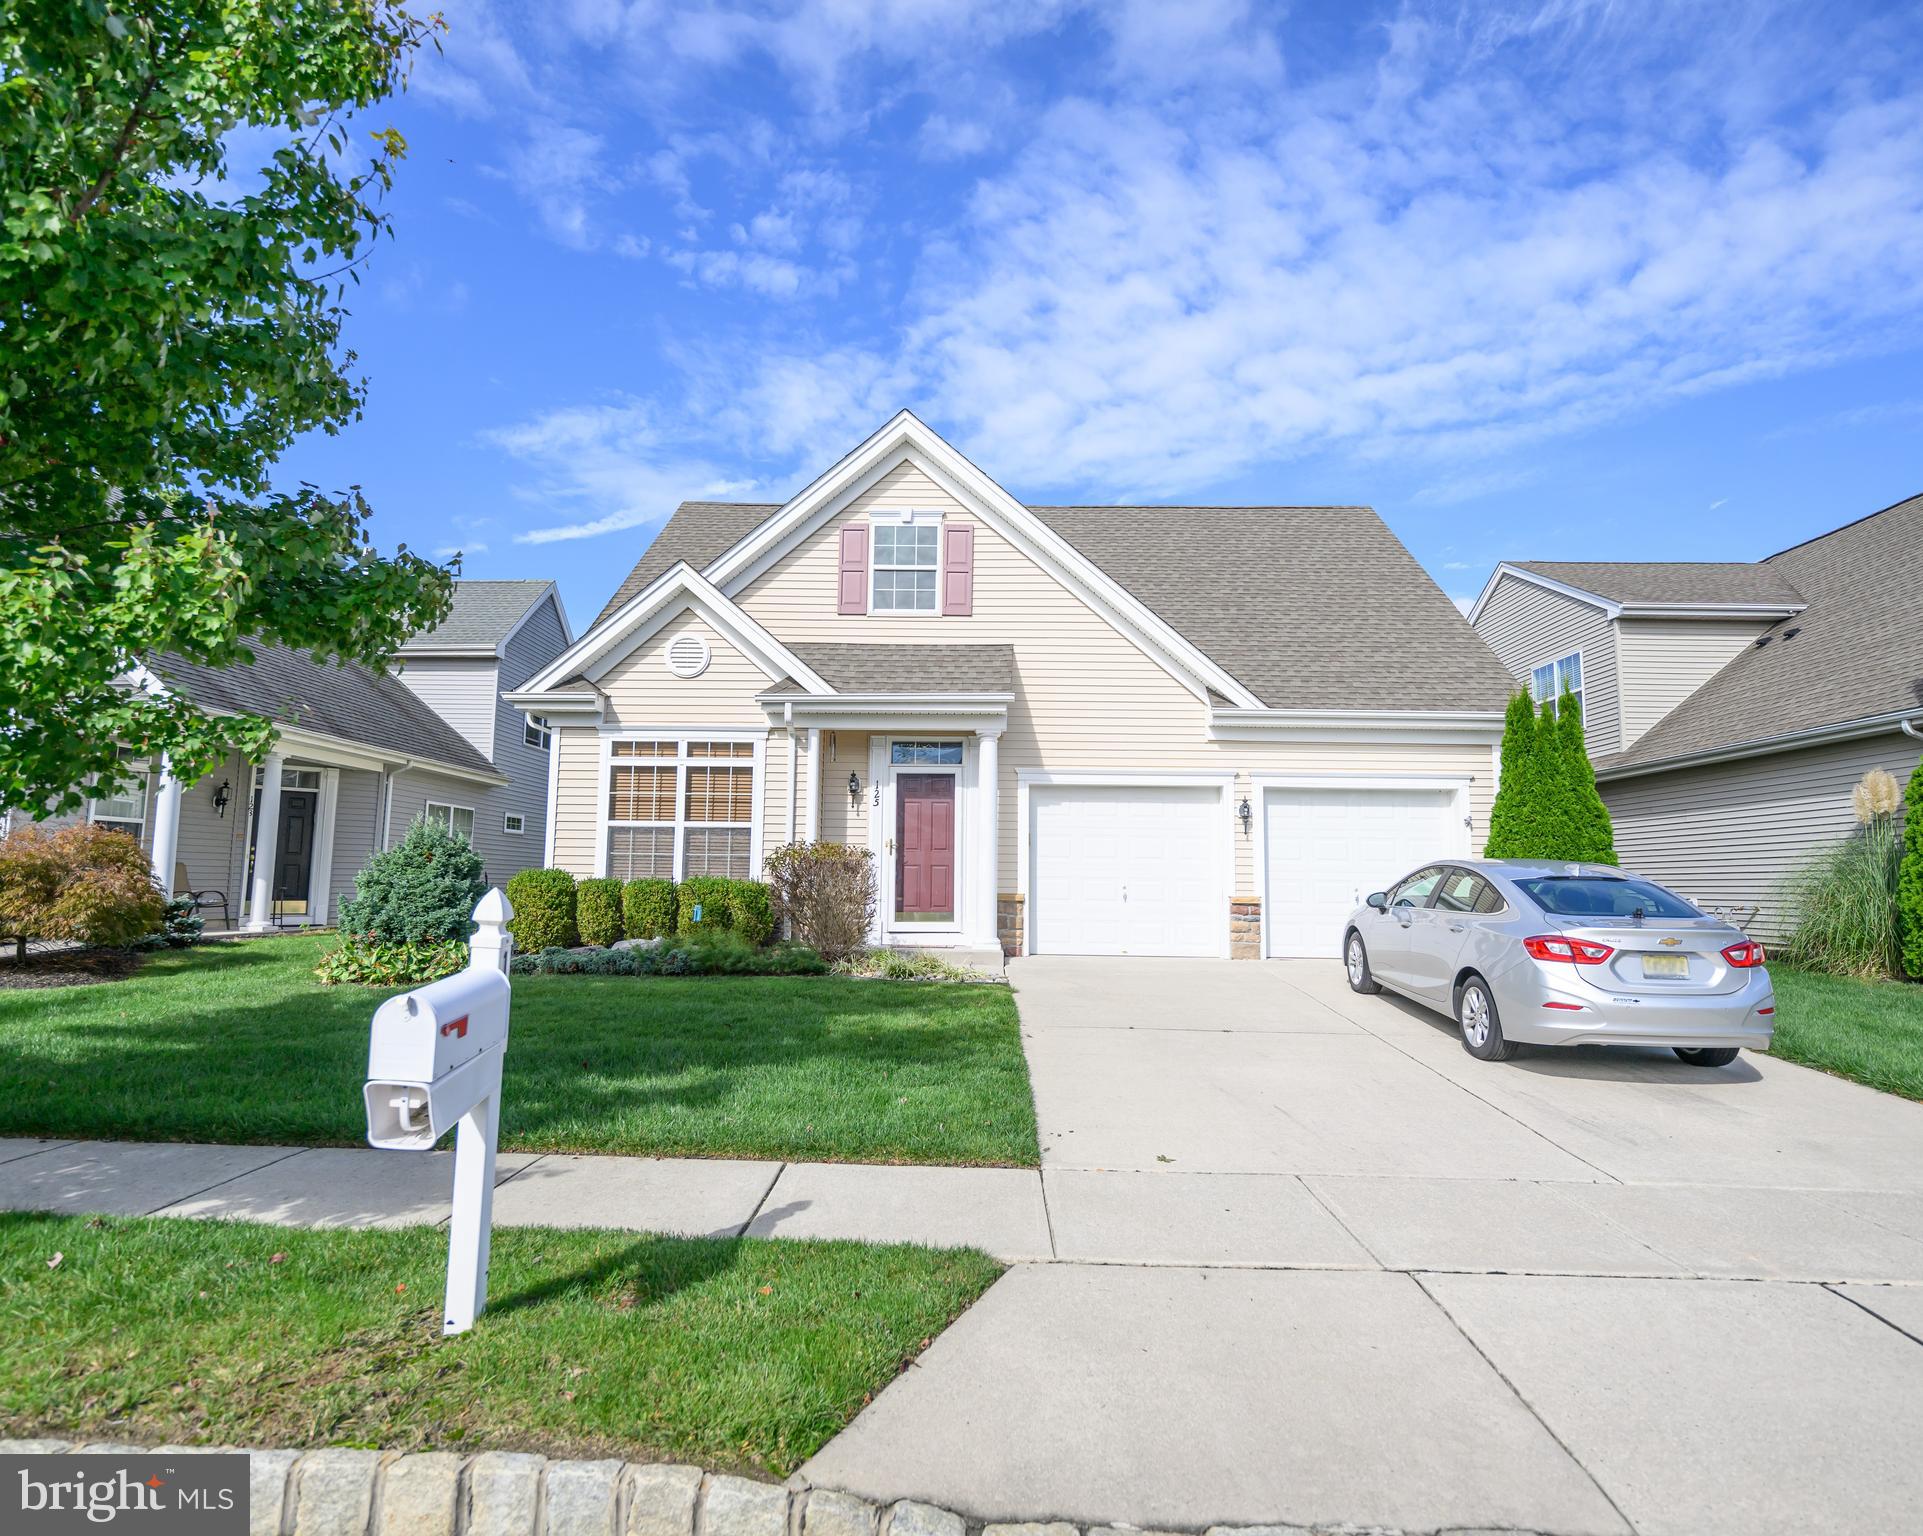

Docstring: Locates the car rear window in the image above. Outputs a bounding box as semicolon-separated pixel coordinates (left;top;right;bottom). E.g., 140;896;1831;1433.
1515;877;1701;919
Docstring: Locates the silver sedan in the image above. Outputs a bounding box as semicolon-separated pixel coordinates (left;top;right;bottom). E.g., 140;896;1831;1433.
1341;859;1775;1065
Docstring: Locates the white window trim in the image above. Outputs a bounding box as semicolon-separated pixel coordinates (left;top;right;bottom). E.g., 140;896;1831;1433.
504;812;526;835
867;507;945;617
423;800;477;842
597;730;766;882
88;750;149;837
524;714;551;750
1528;648;1585;723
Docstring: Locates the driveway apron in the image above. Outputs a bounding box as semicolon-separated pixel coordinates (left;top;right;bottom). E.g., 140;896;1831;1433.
803;955;1923;1535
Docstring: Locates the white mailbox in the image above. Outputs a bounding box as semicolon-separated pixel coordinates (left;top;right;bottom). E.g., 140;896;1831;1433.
363;888;514;1336
364;966;511;1149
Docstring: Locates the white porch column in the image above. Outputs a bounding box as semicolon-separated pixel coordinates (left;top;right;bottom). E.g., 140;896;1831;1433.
148;755;183;899
246;752;285;931
805;727;821;842
975;730;1001;947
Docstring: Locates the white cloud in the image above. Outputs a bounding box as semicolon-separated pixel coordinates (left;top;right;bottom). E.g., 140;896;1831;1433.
489;401;768;543
713;6;1923;493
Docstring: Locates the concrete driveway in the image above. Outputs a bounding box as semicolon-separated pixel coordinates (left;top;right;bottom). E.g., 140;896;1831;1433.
804;957;1923;1535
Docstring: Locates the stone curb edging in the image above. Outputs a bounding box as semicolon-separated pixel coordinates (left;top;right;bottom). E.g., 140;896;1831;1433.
0;1440;1530;1536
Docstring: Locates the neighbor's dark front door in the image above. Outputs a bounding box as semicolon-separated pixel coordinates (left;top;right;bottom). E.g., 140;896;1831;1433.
274;789;317;915
895;773;956;921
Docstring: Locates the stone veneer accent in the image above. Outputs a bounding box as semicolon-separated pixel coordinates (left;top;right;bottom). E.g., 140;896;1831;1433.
0;1439;1447;1536
996;891;1024;958
1229;897;1261;960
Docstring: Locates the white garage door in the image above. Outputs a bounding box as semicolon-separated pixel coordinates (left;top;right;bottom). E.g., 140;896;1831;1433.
1264;787;1459;958
1029;785;1224;956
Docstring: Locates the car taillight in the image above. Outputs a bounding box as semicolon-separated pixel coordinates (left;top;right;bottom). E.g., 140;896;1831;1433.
1722;941;1766;968
1523;935;1615;964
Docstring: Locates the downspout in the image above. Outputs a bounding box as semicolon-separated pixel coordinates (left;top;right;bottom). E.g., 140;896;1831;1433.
1903;719;1923;741
785;702;798;846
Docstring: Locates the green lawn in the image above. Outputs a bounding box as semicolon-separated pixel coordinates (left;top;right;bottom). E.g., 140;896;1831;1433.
1770;967;1923;1102
0;936;1039;1166
0;1213;1000;1475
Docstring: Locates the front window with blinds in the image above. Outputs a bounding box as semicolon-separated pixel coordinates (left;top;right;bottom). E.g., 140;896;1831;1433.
607;737;757;880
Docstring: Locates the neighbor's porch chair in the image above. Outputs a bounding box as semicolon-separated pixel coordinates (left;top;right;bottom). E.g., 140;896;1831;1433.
173;861;231;929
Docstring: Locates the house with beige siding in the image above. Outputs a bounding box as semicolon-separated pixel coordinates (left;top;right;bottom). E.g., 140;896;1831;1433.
5;581;571;930
505;413;1515;959
1469;492;1923;937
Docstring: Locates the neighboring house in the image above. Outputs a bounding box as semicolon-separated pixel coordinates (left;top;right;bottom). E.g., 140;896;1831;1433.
504;412;1514;959
3;580;571;931
1470;493;1923;936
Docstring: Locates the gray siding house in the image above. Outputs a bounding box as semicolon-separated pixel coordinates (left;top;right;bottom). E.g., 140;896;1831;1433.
6;581;571;930
1470;493;1923;937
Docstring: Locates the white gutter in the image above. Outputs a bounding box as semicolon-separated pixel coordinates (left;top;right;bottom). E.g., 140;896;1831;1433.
1599;710;1923;781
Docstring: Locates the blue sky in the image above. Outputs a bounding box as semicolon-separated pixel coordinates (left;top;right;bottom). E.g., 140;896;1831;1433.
271;0;1923;628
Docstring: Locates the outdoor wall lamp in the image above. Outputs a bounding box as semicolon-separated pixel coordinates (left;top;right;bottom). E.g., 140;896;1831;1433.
848;771;862;808
1237;795;1252;834
212;778;232;819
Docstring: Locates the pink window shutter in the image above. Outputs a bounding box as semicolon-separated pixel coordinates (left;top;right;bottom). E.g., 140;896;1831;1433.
837;525;869;614
942;524;974;616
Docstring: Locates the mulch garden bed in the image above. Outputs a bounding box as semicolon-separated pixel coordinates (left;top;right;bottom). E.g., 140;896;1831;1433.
0;947;147;990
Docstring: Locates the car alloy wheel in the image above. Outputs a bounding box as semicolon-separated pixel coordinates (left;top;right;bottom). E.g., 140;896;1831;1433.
1460;984;1492;1048
1346;936;1365;986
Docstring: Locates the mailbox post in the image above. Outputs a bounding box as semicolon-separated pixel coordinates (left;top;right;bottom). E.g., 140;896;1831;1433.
363;889;514;1336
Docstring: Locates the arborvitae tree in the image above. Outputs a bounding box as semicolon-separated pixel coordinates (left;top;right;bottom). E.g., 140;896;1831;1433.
1484;691;1540;857
1554;687;1618;864
1899;755;1923;980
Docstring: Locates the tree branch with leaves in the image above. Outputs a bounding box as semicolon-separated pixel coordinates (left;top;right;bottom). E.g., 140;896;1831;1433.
1;0;453;812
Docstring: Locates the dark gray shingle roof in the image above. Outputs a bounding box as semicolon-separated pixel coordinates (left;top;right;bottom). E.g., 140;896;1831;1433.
1029;506;1516;711
152;642;500;777
401;580;556;653
1599;492;1923;771
595;499;1513;712
592;504;779;627
1511;561;1805;607
771;643;1016;695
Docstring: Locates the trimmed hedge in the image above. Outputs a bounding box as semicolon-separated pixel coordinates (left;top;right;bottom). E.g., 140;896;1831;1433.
506;867;577;953
676;876;733;936
576;877;624;948
725;880;775;945
511;934;827;978
338;818;485;944
623;878;677;939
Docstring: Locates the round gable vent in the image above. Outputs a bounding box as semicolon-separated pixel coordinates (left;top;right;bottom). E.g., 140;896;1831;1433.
666;631;711;679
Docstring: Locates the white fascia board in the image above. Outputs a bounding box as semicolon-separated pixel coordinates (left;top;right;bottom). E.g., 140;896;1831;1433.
516;563;832;697
1466;564;1619;626
1614;601;1807;620
395;645;501;660
1595;710;1923;782
1209;706;1505;745
705;411;1267;710
761;694;1012;732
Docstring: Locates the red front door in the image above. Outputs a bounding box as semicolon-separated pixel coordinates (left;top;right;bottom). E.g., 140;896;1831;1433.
896;773;956;921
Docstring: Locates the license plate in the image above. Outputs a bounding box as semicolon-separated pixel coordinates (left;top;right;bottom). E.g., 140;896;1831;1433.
1642;953;1690;978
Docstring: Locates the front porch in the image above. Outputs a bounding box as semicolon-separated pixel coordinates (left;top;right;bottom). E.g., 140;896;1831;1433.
765;706;1009;956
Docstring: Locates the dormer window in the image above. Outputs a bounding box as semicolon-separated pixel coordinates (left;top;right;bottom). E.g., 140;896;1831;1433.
872;520;939;612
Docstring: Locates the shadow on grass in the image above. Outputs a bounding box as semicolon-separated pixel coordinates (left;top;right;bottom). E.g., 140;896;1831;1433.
488;1231;746;1317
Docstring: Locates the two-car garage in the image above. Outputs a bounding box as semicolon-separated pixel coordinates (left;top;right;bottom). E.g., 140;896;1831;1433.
1023;777;1469;960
